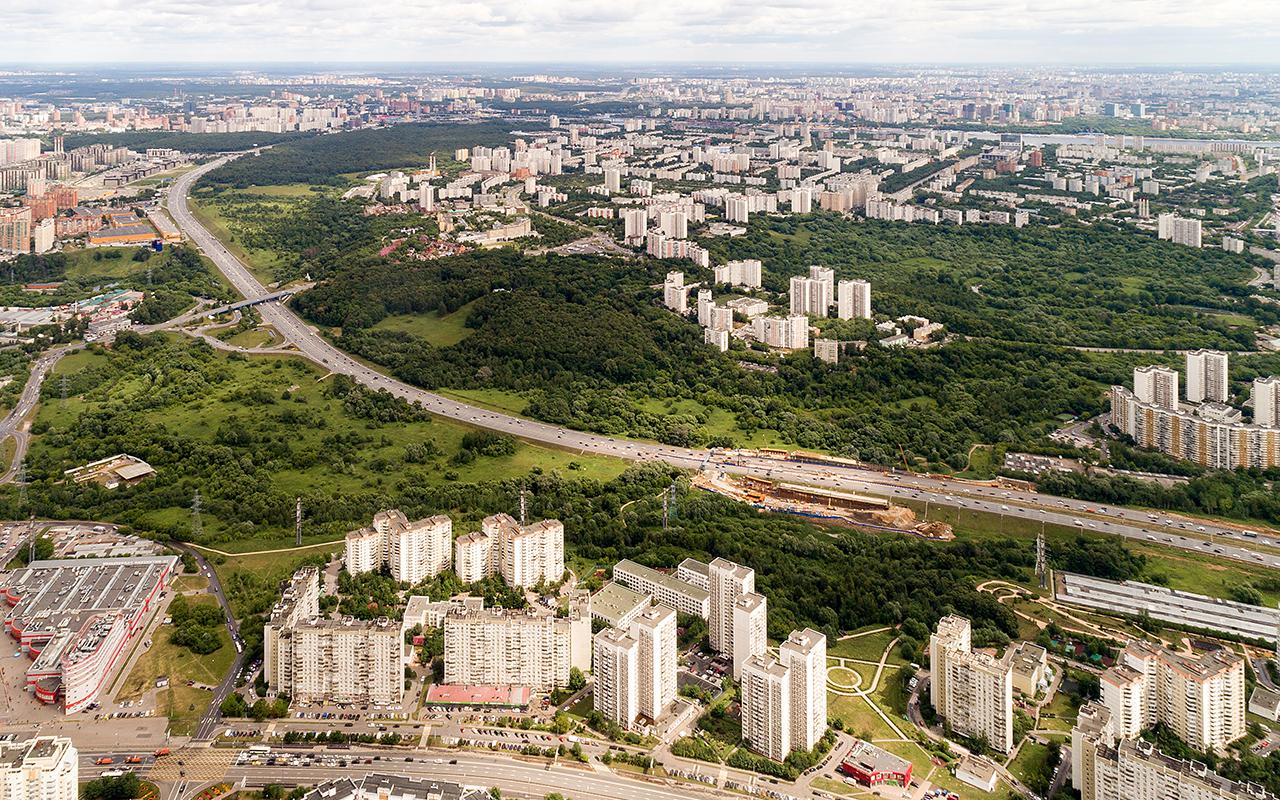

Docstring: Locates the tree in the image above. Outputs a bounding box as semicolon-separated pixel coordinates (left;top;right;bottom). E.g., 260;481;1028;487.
568;667;586;692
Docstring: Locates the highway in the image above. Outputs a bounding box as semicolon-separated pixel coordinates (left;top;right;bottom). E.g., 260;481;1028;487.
78;748;740;800
167;156;1280;572
0;344;81;483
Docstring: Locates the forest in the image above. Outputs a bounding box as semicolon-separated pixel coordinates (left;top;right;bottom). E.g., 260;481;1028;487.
64;130;310;153
293;246;1166;468
703;214;1274;350
197;122;519;188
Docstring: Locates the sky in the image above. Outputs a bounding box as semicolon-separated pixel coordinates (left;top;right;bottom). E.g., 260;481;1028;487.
8;0;1280;65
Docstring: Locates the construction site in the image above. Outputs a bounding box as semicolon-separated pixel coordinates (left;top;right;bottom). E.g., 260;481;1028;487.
693;470;955;540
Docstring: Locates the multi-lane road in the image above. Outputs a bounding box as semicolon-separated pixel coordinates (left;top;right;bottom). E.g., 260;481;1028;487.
165;156;1280;572
0;345;82;483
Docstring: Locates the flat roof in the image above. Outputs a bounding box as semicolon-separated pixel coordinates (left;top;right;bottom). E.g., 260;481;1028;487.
613;559;709;603
425;684;530;707
591;582;649;625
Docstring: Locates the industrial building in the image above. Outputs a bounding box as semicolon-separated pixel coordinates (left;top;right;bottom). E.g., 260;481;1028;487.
301;774;490;800
2;556;177;713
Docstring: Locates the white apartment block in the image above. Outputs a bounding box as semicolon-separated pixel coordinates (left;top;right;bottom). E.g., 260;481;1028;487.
622;208;648;242
732;592;768;679
1133;365;1179;411
709;558;755;656
1101;640;1244;752
443;606;589;690
632;604;678;722
1256;376;1280;427
789;274;832;318
344;510;452;584
753;314;810;349
663;271;687;314
264;566;401;705
451;514;564;588
593;627;639;729
1186;350;1229;404
836;279;871;320
676;558;710;591
1157;213;1203;248
289;617;402;705
741;653;791;762
929;615;1014;753
0;737;77;800
714;259;762;289
1072;702;1271;800
780;628;828;751
612;559;710;618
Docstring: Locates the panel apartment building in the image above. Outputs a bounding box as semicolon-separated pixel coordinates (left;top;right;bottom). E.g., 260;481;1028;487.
1072;702;1276;800
1100;640;1244;752
345;510;452;584
740;628;828;762
929;615;1014;753
453;514;564;588
443;603;590;690
592;603;678;730
263;567;402;705
0;736;77;800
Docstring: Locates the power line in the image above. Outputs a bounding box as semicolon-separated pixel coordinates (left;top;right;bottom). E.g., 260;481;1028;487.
295;497;303;547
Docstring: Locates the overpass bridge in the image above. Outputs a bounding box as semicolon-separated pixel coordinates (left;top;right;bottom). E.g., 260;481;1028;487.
203;284;312;318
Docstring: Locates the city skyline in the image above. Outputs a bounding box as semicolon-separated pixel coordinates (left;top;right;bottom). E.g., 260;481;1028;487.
6;0;1280;65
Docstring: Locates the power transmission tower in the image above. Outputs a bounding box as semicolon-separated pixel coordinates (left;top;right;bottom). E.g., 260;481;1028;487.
190;490;203;540
519;488;528;527
1035;527;1048;590
295;497;303;547
662;479;678;530
59;374;68;402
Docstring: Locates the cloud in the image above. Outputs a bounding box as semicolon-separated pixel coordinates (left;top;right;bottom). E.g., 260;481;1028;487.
5;0;1280;63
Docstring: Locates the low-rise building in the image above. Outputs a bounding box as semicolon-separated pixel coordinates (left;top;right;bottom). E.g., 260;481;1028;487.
612;559;710;619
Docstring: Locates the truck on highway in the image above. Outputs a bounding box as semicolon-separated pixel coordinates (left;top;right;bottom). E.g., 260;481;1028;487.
153;748;171;757
125;756;142;764
95;758;114;765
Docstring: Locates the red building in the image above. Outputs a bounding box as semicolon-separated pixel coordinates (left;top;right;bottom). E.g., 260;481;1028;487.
1027;149;1044;168
838;740;913;788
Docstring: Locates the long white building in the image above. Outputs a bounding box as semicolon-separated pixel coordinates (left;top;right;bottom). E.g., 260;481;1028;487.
929;615;1014;753
612;559;710;618
344;510;452;584
0;737;77;800
263;567;402;705
443;604;590;690
1072;702;1276;800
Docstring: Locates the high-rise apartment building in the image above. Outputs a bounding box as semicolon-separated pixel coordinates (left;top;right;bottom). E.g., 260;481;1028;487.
1072;702;1267;800
0;737;77;800
663;271;687;314
263;567;401;705
1132;365;1179;411
622;209;647;242
1100;639;1244;752
0;206;33;255
443;606;588;690
1186;349;1229;404
709;558;755;656
780;628;828;751
752;315;810;349
929;615;1014;753
593;627;639;729
836;279;871;320
631;603;677;722
1256;377;1280;427
714;259;763;289
591;602;678;730
450;514;565;588
731;592;768;678
741;653;791;762
1157;213;1203;248
789;272;832;317
343;510;452;584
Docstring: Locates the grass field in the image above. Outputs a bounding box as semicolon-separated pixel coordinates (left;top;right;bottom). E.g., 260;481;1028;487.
1039;690;1079;733
826;692;900;742
186;195;290;286
116;594;234;735
828;628;901;663
223;326;280;349
371;300;478;347
33;337;629;545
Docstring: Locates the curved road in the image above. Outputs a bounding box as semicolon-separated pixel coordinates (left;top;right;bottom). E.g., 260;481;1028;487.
168;157;1280;572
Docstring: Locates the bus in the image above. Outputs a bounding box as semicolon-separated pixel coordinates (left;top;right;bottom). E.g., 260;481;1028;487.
246;745;270;756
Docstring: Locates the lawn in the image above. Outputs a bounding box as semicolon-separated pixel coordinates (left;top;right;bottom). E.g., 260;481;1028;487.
1039;689;1079;733
116;594;235;735
877;740;991;800
371;299;479;348
828;628;901;664
223;326;281;349
827;692;900;743
185;194;290;286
